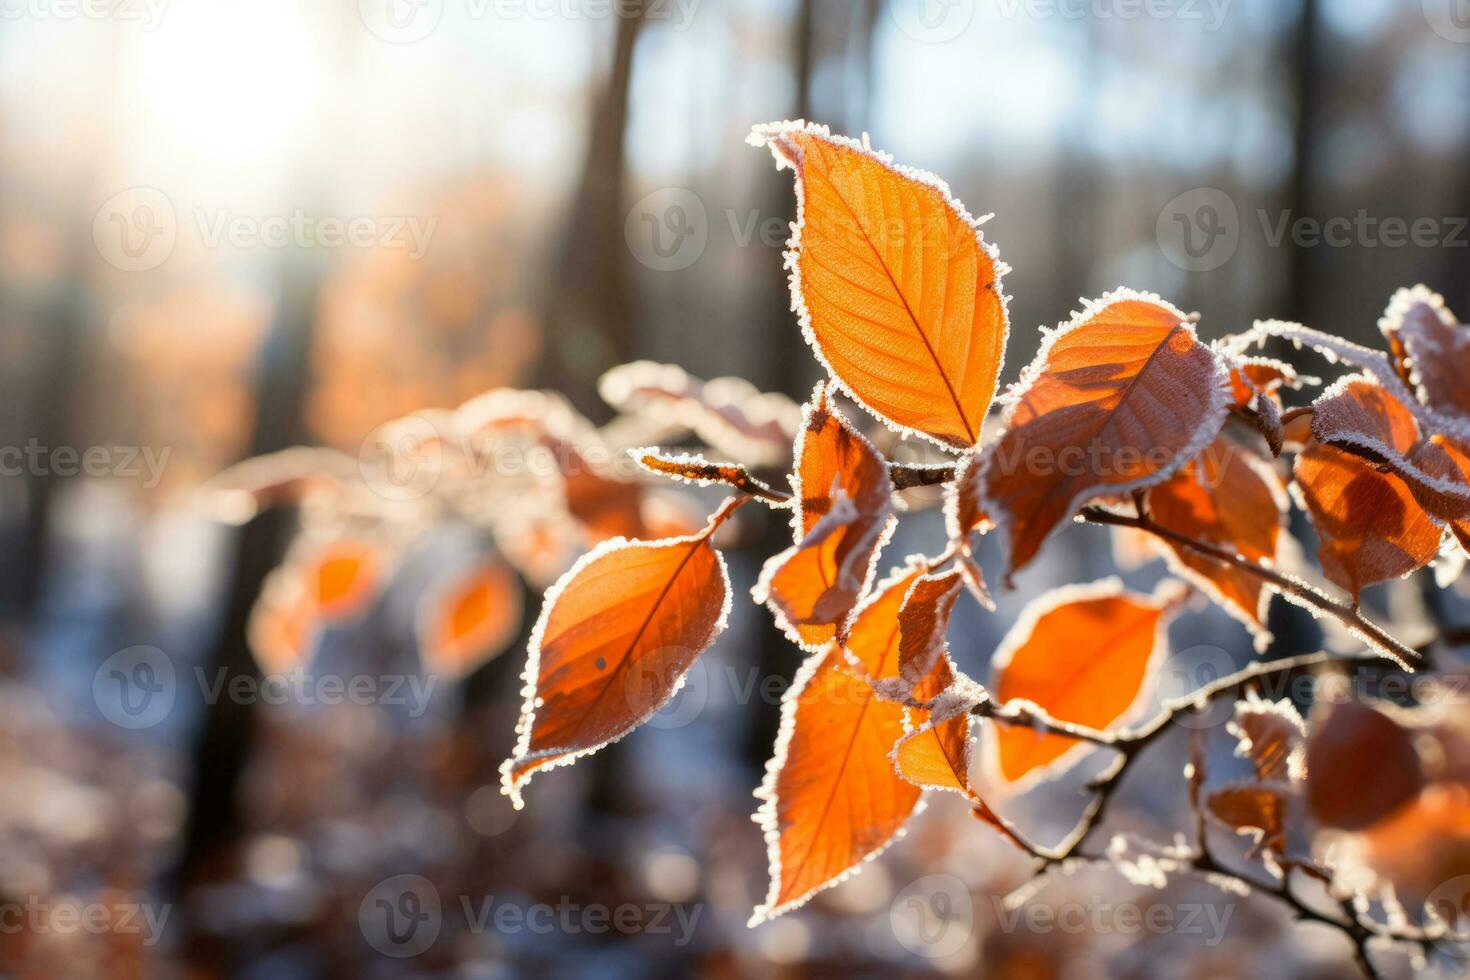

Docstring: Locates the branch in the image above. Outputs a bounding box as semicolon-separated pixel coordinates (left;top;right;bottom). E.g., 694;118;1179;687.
1078;506;1422;669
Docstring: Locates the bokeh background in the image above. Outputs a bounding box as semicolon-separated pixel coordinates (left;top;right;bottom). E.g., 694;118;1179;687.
2;0;1470;977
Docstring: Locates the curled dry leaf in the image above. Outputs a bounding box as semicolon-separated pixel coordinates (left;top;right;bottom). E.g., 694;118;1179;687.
598;360;799;465
750;121;1009;451
633;448;788;504
1228;692;1307;783
500;498;737;809
895;567;966;692
1206;782;1290;855
1305;697;1424;832
751;567;924;924
417;558;522;679
1145;434;1287;647
754;385;895;650
987;578;1176;788
1379;284;1470;418
892;655;987;800
1311;374;1470;521
1223;353;1303;457
1292;437;1442;602
980;290;1228;582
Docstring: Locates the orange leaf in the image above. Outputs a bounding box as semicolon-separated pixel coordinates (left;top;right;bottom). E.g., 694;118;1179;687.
302;539;382;620
1145;434;1287;646
1379;285;1470;417
1311;375;1470;521
987;579;1175;787
1225;355;1301;457
893;651;986;799
1292;437;1442;601
751;567;924;923
979;291;1228;581
944;449;992;545
418;559;522;679
500;500;736;808
1305;698;1424;831
896;568;965;691
754;385;894;650
750;121;1009;450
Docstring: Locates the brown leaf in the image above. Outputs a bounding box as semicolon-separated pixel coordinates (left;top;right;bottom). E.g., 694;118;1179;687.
1379;285;1470;417
980;290;1228;581
1293;437;1442;601
1305;697;1424;831
1206;782;1290;854
751;567;924;923
754;385;894;650
1228;693;1306;783
501;499;736;808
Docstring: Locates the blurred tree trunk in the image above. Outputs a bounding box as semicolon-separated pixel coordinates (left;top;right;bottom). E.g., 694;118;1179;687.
536;2;646;414
167;256;322;938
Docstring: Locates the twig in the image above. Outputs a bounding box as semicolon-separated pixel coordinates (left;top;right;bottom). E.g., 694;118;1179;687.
1078;506;1422;669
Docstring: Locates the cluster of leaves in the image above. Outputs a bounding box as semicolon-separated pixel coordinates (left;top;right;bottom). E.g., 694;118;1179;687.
496;121;1470;973
208;361;802;681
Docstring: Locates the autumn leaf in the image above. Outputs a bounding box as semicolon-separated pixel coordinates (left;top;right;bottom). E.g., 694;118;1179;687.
895;567;965;691
1145;434;1287;647
892;652;987;800
750;121;1009;450
1222;353;1304;457
751;567;924;924
633;448;788;504
1293;437;1442;601
1379;285;1470;417
979;290;1228;582
1227;692;1306;783
754;385;895;650
301;538;383;620
987;579;1176;787
500;498;737;809
599;360;799;466
1311;374;1470;521
1305;697;1425;832
1206;783;1290;855
418;558;522;679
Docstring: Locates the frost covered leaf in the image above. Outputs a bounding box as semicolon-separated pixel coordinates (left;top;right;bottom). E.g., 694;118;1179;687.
750;121;1009;450
980;291;1228;582
754;385;894;650
945;449;991;546
896;567;965;691
1379;285;1470;418
633;449;787;503
1228;693;1306;783
1305;698;1424;832
202;446;356;523
598;360;799;465
418;558;522;679
1224;355;1303;457
1293;437;1442;602
988;579;1176;787
500;499;736;808
1145;434;1286;645
1206;783;1290;854
1311;374;1470;521
751;567;925;924
893;655;986;799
